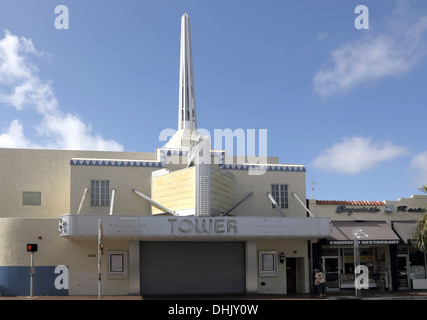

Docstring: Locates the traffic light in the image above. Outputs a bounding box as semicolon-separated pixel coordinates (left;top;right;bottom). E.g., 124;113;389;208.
27;243;38;252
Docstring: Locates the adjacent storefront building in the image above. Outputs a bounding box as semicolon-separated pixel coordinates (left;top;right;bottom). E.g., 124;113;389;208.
308;195;427;291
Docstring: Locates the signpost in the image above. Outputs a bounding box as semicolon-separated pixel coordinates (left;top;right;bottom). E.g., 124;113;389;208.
98;219;104;300
27;243;38;297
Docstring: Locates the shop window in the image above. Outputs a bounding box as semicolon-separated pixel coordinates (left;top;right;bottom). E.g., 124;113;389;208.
341;248;375;287
409;247;427;279
22;192;41;206
91;180;110;206
271;184;288;209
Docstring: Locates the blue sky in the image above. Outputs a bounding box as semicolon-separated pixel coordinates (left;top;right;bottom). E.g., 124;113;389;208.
0;0;426;202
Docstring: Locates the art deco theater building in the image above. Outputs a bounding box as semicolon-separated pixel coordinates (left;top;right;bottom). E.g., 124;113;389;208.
0;14;424;297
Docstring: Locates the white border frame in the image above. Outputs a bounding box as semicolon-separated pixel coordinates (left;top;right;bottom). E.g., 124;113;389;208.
107;251;128;278
258;251;277;277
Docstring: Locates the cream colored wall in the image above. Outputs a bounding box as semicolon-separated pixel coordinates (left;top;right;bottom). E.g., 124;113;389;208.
70;165;158;216
0;148;156;218
0;149;71;218
0;217;134;295
221;169;307;218
256;240;309;294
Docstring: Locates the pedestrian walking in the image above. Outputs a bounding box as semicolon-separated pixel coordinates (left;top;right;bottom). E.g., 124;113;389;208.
315;269;327;297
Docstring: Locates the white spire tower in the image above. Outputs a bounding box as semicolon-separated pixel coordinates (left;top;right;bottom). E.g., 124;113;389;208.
166;13;202;149
178;13;197;130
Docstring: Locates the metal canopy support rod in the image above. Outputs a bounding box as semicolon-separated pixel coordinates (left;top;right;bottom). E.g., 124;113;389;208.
132;189;177;216
222;192;253;216
77;188;88;214
109;188;116;216
267;192;285;217
292;192;315;217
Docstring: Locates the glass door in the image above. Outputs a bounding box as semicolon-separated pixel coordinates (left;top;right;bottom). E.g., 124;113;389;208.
397;255;409;289
322;256;340;289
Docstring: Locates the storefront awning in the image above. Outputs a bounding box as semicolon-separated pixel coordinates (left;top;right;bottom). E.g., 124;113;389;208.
328;221;400;245
392;221;417;244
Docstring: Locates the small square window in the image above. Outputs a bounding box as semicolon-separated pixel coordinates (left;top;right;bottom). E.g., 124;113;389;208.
91;180;110;206
271;184;288;209
22;192;41;206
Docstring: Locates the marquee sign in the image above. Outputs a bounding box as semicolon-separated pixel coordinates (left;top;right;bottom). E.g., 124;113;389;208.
167;218;237;234
59;214;332;240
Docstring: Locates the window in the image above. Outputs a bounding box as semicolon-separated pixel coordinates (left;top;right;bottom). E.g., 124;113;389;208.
91;180;110;206
271;184;288;209
22;192;41;206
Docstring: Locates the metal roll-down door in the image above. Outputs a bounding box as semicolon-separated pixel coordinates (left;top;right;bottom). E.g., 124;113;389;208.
140;241;245;295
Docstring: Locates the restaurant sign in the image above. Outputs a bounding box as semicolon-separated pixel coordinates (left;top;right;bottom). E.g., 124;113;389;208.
336;206;381;216
329;240;399;245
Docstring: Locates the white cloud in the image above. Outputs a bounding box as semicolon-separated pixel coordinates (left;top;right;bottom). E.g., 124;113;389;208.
312;136;408;174
0;119;39;148
37;113;124;151
313;6;427;98
0;30;124;151
410;151;427;187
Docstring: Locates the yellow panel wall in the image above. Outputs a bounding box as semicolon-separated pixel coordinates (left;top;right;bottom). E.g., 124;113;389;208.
210;169;234;214
151;167;196;214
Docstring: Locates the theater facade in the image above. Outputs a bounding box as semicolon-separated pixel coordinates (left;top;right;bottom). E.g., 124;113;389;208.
1;13;425;298
0;14;331;296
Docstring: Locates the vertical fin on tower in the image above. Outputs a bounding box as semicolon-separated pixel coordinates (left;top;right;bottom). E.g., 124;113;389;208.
178;13;197;130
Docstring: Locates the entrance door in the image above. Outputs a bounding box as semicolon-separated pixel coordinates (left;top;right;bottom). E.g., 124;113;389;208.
322;256;339;289
286;258;297;293
397;255;409;289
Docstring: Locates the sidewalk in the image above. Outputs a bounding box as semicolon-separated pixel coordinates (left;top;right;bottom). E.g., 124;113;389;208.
1;290;427;300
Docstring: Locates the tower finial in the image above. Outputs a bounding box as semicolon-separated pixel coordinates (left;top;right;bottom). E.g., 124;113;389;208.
178;13;197;130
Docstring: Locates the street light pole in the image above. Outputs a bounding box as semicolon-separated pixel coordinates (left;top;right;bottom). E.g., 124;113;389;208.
353;228;369;299
354;237;361;298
